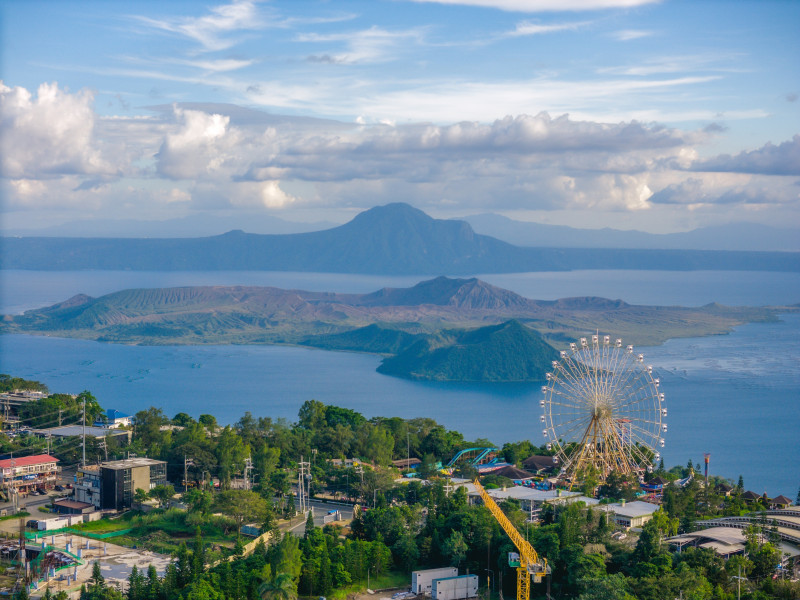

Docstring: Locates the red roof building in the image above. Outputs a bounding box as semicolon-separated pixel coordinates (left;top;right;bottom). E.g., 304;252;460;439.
0;453;59;494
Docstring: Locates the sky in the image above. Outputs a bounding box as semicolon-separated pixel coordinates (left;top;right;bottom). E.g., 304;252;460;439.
1;0;799;234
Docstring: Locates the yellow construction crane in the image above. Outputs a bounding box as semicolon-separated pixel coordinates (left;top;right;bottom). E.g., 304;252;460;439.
473;478;548;600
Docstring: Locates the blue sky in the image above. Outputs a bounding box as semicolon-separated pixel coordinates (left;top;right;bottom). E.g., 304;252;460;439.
1;0;798;233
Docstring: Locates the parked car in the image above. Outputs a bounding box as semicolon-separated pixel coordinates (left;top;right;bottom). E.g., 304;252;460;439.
54;485;65;492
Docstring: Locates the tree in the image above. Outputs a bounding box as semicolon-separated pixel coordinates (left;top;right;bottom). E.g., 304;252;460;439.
259;573;297;600
274;533;303;582
214;489;269;537
149;484;176;508
133;488;149;508
183;488;213;515
443;530;468;567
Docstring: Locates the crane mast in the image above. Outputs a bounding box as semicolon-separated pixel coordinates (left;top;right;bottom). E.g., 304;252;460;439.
473;478;547;600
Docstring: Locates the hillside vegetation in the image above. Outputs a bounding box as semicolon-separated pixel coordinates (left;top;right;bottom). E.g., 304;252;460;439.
2;276;786;381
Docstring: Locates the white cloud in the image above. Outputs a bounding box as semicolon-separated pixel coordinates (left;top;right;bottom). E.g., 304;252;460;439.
156;107;241;179
407;0;660;12
690;135;800;176
0;81;116;179
297;26;426;64
227;180;298;208
506;20;591;36
132;0;263;52
611;29;653;41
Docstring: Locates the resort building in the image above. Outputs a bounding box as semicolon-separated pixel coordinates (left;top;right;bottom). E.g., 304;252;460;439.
0;454;59;495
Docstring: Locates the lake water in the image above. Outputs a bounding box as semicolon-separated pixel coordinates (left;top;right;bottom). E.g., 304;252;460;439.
1;269;798;497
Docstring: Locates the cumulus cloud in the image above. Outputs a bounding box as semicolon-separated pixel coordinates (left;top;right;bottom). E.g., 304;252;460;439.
0;81;116;178
649;173;799;207
3;83;795;227
156;107;241;179
691;135;800;176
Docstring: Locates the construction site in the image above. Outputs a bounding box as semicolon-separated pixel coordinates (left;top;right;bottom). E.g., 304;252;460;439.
0;516;171;597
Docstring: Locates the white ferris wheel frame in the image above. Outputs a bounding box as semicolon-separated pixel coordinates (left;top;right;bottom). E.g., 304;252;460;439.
540;334;665;483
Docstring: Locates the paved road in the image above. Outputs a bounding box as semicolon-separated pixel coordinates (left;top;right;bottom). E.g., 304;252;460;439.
285;499;355;536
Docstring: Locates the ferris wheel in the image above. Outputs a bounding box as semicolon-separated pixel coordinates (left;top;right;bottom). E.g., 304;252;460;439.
540;334;666;484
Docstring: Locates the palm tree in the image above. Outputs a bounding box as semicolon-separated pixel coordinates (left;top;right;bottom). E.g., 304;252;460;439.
259;573;298;600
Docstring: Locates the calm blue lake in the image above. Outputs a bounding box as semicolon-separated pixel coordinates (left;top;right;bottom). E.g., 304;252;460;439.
1;270;798;497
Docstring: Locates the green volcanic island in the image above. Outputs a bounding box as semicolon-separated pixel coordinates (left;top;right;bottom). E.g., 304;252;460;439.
1;276;786;382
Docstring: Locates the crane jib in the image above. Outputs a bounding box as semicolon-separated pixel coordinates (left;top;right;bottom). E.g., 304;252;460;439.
472;478;547;600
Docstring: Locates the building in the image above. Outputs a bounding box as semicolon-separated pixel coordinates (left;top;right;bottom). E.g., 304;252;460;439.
460;481;584;520
600;500;660;529
770;495;793;510
73;458;167;510
73;465;102;508
521;455;556;475
31;425;131;444
93;409;132;429
392;458;422;469
52;499;96;515
0;454;59;495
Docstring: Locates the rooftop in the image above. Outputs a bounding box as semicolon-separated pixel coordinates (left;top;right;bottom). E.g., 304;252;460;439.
603;500;660;518
0;454;59;469
32;425;130;438
100;457;165;470
53;499;94;510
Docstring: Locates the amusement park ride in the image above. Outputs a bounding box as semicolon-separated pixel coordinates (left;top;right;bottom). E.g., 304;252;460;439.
468;334;668;600
540;334;666;486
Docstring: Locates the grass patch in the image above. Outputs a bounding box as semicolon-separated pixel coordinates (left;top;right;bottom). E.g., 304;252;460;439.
0;511;29;522
71;509;240;555
326;571;409;600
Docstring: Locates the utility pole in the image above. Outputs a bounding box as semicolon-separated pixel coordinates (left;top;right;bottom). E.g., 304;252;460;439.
298;456;310;515
58;408;62;427
81;395;86;468
244;457;253;490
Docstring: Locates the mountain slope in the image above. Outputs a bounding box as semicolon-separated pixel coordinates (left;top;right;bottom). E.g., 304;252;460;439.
377;320;561;382
3;203;797;273
462;213;800;251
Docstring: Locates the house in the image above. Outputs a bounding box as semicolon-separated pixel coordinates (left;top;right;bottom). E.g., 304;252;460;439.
741;490;761;503
94;409;132;429
492;465;537;482
715;483;734;497
0;454;59;494
770;495;793;510
522;455;556;474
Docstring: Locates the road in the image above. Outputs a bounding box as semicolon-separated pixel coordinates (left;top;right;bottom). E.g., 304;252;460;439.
285;499;355;536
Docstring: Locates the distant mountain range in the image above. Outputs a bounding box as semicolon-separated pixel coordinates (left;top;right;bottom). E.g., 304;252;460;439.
2;276;785;381
3;213;336;238
2;203;797;274
461;213;800;251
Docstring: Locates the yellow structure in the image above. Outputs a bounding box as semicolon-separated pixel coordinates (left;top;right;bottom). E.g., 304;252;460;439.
473;479;547;600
